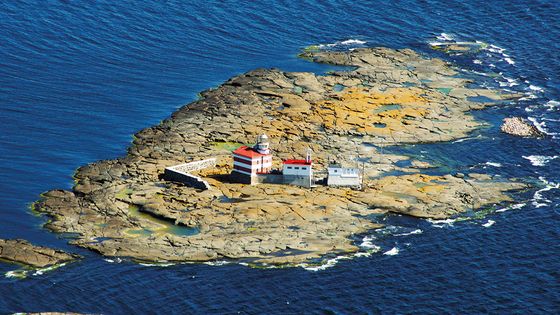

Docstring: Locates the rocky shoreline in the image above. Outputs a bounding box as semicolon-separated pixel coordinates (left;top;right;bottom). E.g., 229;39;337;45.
0;239;79;269
34;47;527;266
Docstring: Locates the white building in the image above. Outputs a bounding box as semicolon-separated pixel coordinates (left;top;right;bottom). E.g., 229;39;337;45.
282;149;313;188
327;164;361;188
282;159;313;176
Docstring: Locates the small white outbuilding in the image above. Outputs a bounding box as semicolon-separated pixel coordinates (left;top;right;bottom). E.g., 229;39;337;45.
327;164;362;188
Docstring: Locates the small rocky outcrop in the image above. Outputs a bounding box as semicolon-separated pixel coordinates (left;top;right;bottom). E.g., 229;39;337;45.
501;117;545;137
0;239;80;268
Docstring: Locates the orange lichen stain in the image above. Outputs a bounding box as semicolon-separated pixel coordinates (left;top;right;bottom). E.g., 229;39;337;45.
410;174;447;194
418;184;446;194
312;87;430;135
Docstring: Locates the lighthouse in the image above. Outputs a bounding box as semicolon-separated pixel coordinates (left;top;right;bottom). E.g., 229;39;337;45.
231;134;273;185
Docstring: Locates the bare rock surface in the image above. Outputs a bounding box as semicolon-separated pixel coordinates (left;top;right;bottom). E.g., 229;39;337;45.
501;117;545;137
0;239;79;268
34;47;527;265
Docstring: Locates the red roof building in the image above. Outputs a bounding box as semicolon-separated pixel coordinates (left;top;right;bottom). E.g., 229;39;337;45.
282;150;313;179
283;159;312;166
231;135;272;184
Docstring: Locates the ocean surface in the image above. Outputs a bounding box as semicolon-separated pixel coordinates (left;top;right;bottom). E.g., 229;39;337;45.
1;1;559;313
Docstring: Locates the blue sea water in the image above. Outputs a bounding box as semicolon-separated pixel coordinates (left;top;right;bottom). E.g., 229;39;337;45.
1;0;559;313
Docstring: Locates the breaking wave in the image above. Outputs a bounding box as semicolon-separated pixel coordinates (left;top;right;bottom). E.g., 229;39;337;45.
383;247;400;256
394;229;423;236
360;235;380;249
544;100;559;111
496;203;526;213
528;117;556;136
522;155;559;167
317;38;367;50
436;32;455;41
299;248;380;272
427;218;457;228
532;177;560;208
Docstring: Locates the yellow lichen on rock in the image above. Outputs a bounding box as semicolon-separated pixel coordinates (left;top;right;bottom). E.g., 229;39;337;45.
310;87;431;136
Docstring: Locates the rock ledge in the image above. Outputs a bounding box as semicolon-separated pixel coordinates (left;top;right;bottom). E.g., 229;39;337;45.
0;239;80;268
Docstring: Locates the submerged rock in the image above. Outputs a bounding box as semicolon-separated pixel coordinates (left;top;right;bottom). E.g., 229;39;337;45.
501;117;545;137
0;239;80;268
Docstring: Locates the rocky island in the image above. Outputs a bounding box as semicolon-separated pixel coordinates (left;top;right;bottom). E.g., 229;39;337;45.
35;47;527;266
501;116;545;138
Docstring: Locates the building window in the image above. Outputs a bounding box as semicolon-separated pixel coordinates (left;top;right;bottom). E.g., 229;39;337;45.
287;166;293;169
302;167;307;170
334;169;337;172
294;167;299;170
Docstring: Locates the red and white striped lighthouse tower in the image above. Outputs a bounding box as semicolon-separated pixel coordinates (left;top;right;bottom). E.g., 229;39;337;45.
231;134;273;184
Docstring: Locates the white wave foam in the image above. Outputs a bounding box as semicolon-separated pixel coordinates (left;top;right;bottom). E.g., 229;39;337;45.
529;85;544;92
473;59;482;65
395;229;423;236
33;263;67;276
339;39;366;45
139;262;174;267
528;117;556;136
360;235;379;249
436;33;455;41
478;43;519;70
354;251;372;258
5;263;69;279
203;260;232;267
104;258;123;264
485;162;502;167
532;177;560;208
498;76;519;87
468;70;492;77
496;203;526;213
487;44;506;54
300;241;382;271
519;92;538;101
482;220;495;228
453;134;482;143
319;39;367;49
523;155;559;167
5;270;27;279
428;218;457;228
300;255;353;272
383;247;399;256
544;100;559;111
